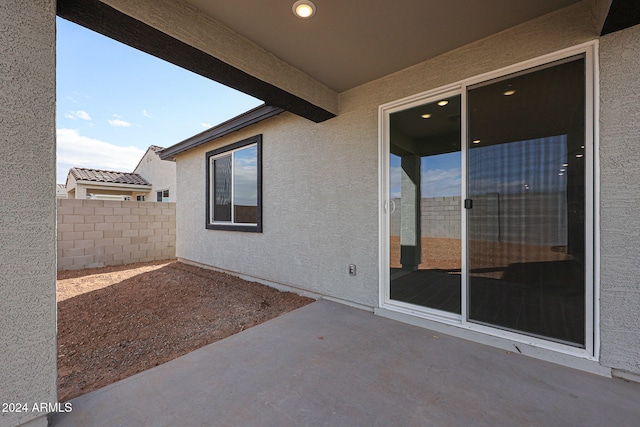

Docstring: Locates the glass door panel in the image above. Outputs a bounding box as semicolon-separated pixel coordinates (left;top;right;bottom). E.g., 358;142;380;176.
389;95;461;314
467;58;586;346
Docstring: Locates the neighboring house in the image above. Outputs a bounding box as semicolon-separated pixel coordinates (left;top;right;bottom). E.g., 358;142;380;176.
56;183;67;199
4;2;640;426
133;145;177;202
65;167;151;200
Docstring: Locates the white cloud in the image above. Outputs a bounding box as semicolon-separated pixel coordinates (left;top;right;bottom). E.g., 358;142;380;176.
421;168;461;197
64;110;92;121
56;128;144;183
108;118;132;128
201;123;213;128
142;109;152;118
75;110;91;120
389;165;462;198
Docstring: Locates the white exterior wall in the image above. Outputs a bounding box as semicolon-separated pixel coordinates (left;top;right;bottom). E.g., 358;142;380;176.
0;1;57;426
599;23;640;376
134;149;177;202
65;174;86;199
176;2;598;309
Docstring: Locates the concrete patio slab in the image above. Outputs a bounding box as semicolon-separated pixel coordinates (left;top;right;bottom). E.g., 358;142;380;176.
52;300;640;426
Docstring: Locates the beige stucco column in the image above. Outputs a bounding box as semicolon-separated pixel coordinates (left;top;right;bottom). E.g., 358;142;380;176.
0;1;57;426
400;155;421;271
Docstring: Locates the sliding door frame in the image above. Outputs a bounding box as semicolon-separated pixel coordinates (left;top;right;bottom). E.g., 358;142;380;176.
378;41;599;360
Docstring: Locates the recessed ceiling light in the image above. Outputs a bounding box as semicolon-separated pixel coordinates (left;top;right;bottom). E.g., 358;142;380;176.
576;153;584;158
421;113;431;119
437;100;448;107
562;163;569;167
472;139;480;144
503;90;516;96
293;0;316;18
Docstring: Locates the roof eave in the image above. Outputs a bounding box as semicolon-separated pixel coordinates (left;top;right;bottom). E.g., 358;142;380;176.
159;104;285;160
75;180;152;190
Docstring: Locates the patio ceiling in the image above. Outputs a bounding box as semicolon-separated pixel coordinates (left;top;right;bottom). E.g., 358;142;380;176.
184;0;580;92
59;1;638;123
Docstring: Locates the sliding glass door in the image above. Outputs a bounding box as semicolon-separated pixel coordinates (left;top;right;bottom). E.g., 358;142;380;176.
467;57;586;346
389;94;462;315
385;53;590;349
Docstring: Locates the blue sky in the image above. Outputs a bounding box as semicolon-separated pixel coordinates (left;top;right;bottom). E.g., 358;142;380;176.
389;135;568;199
390;152;461;198
56;17;263;183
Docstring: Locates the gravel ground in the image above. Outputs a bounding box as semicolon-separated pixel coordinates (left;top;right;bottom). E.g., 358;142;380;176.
57;260;313;402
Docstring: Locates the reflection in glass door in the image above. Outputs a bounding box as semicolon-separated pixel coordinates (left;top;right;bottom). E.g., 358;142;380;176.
385;54;590;348
389;95;461;314
467;57;586;346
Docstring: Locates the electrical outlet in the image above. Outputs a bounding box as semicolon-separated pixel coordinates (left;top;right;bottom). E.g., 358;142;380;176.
348;264;356;276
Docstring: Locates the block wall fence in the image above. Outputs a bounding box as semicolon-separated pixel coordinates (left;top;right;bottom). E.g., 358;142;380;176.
390;196;462;239
57;199;176;271
390;194;568;245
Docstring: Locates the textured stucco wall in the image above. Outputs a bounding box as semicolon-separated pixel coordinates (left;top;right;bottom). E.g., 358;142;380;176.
175;1;599;309
176;111;378;306
134;149;177;202
599;23;640;375
0;1;57;426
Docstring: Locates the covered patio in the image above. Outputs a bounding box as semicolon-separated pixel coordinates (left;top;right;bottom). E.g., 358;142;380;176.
53;300;640;426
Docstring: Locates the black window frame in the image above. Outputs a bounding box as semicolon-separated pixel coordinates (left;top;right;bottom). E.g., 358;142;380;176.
205;134;262;232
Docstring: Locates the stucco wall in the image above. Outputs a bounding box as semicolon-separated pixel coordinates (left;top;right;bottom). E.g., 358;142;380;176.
0;1;56;426
134;149;177;202
57;200;176;271
176;112;377;305
175;1;599;309
599;23;640;375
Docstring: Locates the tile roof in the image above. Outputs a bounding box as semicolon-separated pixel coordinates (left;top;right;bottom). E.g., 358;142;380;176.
149;145;165;153
69;168;151;186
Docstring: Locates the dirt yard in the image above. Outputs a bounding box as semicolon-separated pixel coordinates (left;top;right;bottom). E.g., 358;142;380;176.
57;260;313;402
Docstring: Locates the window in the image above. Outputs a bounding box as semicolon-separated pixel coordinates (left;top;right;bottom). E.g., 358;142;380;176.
156;189;169;202
137;195;145;201
206;135;262;232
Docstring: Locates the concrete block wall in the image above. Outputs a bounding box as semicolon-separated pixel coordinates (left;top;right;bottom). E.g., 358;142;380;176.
390;196;461;239
468;193;568;246
391;194;568;245
57;199;176;271
420;196;462;239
